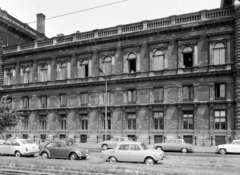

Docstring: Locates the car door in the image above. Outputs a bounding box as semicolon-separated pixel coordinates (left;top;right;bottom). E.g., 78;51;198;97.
164;140;174;151
129;144;143;162
0;140;12;154
173;140;182;151
109;138;118;148
45;142;56;157
231;141;240;153
115;144;130;162
10;140;21;155
54;142;68;158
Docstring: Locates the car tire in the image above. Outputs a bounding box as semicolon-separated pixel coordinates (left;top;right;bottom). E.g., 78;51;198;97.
69;153;78;160
109;156;117;163
144;157;155;165
156;147;163;151
219;148;227;155
41;152;49;159
181;148;187;153
102;144;108;150
15;151;21;157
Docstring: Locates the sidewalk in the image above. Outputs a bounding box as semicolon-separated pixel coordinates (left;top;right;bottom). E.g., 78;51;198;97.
74;142;218;153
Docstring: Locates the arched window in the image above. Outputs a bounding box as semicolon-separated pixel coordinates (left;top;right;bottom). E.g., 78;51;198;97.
213;43;226;65
79;60;89;78
103;57;112;75
153;50;164;70
59;62;67;79
23;67;30;83
128;53;136;73
40;64;48;82
183;47;193;68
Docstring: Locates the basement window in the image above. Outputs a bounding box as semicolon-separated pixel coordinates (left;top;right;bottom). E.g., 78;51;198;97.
183;47;193;68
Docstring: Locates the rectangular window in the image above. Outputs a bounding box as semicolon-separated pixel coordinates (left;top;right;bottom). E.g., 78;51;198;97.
154;88;164;103
60;94;67;107
23;97;29;108
103;91;111;105
129;59;136;73
215;84;226;100
6;71;12;85
153;112;164;130
81;115;88;130
183;53;193;68
103;113;111;130
128;113;136;130
215;110;226;130
40;134;46;141
40;116;47;130
41;96;47;108
60;115;67;130
183;86;194;101
81;93;88;106
23;116;28;130
127;89;136;104
183;111;194;130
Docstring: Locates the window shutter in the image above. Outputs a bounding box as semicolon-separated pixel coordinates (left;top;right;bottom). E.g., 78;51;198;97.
190;86;194;100
154;89;159;100
159;55;164;70
214;50;220;65
154;56;159;70
183;87;188;99
81;65;85;78
219;48;225;64
220;84;225;97
57;64;61;80
133;90;136;102
128;91;131;102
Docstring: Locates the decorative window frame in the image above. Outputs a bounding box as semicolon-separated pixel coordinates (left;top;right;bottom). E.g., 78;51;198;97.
20;61;33;84
207;31;233;70
55;54;71;80
37;58;51;82
3;64;16;85
76;51;93;78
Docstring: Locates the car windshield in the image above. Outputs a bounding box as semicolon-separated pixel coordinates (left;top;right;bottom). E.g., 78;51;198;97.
141;143;148;150
20;140;33;144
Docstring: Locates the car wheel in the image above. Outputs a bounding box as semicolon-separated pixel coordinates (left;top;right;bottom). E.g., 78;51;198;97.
181;148;187;153
145;157;155;165
109;156;117;163
69;153;78;160
41;152;49;159
15;151;21;157
156;147;163;151
102;144;108;150
219;148;227;155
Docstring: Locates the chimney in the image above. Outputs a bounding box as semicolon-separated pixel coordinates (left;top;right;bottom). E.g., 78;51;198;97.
36;13;45;34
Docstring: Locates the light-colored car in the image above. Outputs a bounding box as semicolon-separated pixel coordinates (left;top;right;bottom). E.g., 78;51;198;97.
217;139;240;154
101;141;165;165
40;140;89;160
0;138;40;157
154;139;193;153
100;137;134;150
0;140;5;145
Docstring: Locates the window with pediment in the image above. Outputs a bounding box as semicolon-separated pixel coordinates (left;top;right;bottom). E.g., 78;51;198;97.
39;64;48;82
23;67;31;83
5;69;13;85
103;57;112;75
153;50;164;71
79;60;89;78
213;43;226;65
183;47;193;68
58;62;68;80
128;53;137;73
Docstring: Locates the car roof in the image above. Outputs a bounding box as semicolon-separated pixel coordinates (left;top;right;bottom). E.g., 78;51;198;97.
116;141;142;145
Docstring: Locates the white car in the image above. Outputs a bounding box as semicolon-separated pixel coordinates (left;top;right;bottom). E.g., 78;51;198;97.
0;138;40;157
217;140;240;154
101;142;165;165
100;137;134;150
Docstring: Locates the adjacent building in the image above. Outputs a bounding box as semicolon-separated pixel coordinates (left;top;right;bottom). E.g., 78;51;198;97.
0;0;239;146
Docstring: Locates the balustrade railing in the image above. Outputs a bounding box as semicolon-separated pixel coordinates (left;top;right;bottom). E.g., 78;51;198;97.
3;8;234;54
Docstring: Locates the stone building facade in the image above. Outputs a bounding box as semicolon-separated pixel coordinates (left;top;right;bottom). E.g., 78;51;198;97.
1;1;239;146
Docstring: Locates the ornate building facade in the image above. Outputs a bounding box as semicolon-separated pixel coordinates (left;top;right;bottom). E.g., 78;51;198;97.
1;0;239;146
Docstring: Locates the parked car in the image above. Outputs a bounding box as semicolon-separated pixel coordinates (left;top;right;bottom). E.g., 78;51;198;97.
101;141;165;165
100;137;134;150
0;138;40;157
0;140;5;145
217;139;240;154
40;140;89;160
154;139;193;153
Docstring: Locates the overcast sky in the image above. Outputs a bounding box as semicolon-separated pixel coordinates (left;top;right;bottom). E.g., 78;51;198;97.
1;0;221;38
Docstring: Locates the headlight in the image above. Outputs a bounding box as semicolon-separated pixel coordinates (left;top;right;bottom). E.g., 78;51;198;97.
75;151;82;156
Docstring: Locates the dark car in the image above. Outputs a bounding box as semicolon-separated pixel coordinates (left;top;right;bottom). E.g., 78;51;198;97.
39;140;89;160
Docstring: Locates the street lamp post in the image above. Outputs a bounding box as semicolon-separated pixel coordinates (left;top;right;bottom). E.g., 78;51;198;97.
98;67;108;141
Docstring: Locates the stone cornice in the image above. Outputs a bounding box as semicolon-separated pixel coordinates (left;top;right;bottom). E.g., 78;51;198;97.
206;30;234;37
175;35;200;42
